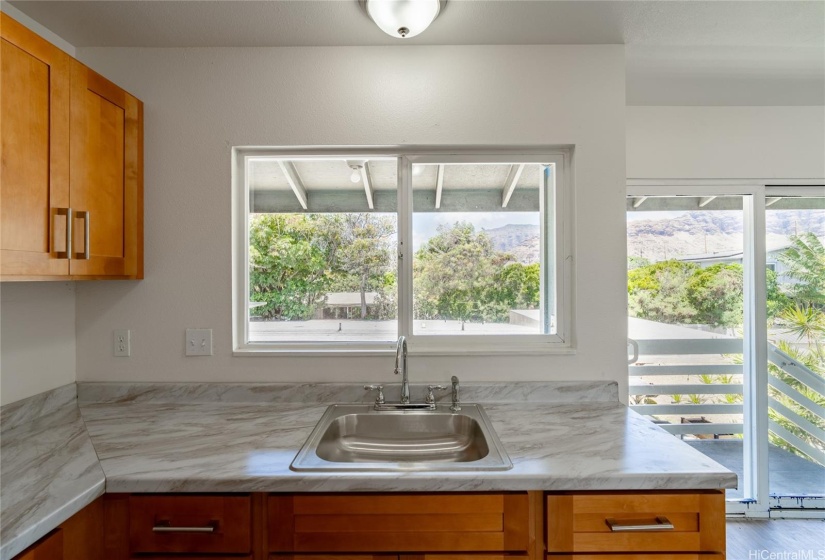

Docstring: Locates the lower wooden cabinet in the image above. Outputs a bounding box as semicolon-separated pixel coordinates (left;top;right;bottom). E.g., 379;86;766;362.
23;490;724;560
13;497;103;560
546;491;725;557
268;493;531;553
548;556;724;560
14;530;63;560
269;553;530;560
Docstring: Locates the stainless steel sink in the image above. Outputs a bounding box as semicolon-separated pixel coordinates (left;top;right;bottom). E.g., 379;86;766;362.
290;404;512;471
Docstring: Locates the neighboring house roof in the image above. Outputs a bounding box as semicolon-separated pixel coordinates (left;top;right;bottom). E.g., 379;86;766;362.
325;292;378;307
677;244;791;264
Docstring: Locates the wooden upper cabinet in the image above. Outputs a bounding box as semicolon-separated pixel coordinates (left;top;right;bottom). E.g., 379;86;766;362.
0;12;71;277
0;13;143;281
68;61;143;278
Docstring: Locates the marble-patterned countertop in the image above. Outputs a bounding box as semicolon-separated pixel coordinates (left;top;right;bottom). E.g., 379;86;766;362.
79;400;736;493
1;381;737;560
75;381;736;493
0;385;105;560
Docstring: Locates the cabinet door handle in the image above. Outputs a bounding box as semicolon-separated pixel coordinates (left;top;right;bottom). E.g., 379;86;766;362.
605;516;674;532
56;208;72;259
75;210;90;260
152;524;216;533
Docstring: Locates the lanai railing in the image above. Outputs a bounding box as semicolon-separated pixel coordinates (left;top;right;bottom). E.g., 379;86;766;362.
628;337;825;467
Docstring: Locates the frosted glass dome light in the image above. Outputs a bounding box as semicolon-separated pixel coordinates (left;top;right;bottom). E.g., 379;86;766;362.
363;0;443;39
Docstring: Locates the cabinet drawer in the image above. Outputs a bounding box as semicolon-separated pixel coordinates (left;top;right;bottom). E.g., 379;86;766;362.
269;493;530;552
546;491;725;554
129;494;251;554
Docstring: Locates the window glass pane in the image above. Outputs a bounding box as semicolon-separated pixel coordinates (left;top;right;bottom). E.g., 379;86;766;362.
764;195;825;499
247;158;397;343
411;162;552;335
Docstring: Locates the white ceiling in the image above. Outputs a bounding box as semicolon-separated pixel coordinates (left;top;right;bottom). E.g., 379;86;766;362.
8;0;825;105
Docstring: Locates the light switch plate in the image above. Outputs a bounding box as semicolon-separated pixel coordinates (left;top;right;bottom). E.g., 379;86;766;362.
114;329;131;357
185;328;212;356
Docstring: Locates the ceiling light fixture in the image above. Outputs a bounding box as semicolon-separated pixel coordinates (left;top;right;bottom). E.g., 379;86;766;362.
349;165;362;183
360;0;446;39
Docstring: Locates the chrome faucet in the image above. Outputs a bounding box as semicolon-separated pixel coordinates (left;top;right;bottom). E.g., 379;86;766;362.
394;335;410;403
451;375;461;412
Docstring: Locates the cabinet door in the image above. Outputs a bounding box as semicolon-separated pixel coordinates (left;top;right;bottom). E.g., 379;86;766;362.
269;493;531;553
14;529;63;560
0;13;71;278
60;495;104;560
69;60;142;278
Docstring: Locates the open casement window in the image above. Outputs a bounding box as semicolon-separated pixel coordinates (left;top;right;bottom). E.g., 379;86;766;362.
233;148;572;355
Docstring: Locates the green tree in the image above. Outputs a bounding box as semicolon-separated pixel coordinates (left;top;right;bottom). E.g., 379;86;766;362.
627;260;698;324
248;214;330;320
486;262;540;315
413;222;542;325
315;214;395;319
627;256;651;270
414;222;501;324
777;232;825;306
686;263;743;328
766;268;788;320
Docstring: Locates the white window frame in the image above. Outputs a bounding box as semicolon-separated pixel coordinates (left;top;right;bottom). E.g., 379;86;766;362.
232;146;574;356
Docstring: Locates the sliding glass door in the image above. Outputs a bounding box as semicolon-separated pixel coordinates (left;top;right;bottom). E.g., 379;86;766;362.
626;185;824;516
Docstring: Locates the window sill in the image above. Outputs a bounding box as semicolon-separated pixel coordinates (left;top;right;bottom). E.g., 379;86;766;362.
233;344;576;357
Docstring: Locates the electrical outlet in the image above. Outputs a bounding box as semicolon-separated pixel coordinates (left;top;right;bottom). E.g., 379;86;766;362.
114;329;131;357
185;328;212;356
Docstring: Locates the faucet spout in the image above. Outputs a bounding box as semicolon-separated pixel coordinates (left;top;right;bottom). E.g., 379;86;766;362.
394;336;410;404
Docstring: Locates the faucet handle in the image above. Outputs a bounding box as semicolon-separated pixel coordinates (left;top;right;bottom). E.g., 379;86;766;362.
364;384;385;405
425;384;448;405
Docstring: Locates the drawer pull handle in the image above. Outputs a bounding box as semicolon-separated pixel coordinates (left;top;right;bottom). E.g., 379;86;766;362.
606;516;674;532
152;523;216;533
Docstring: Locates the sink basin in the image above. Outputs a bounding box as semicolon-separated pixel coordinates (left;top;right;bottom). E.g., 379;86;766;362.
290;404;512;471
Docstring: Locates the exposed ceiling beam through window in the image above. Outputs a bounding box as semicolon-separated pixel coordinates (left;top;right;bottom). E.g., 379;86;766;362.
765;197;783;207
698;196;717;207
362;162;375;210
278;161;308;210
632;196;648;208
435;164;445;209
501;164;525;208
251;189;541;214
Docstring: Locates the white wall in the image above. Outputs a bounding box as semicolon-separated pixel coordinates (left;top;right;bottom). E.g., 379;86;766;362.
627;106;825;180
0;283;76;405
0;1;76;57
73;46;629;396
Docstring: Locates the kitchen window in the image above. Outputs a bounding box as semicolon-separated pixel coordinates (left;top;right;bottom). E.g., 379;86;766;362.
232;148;573;354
